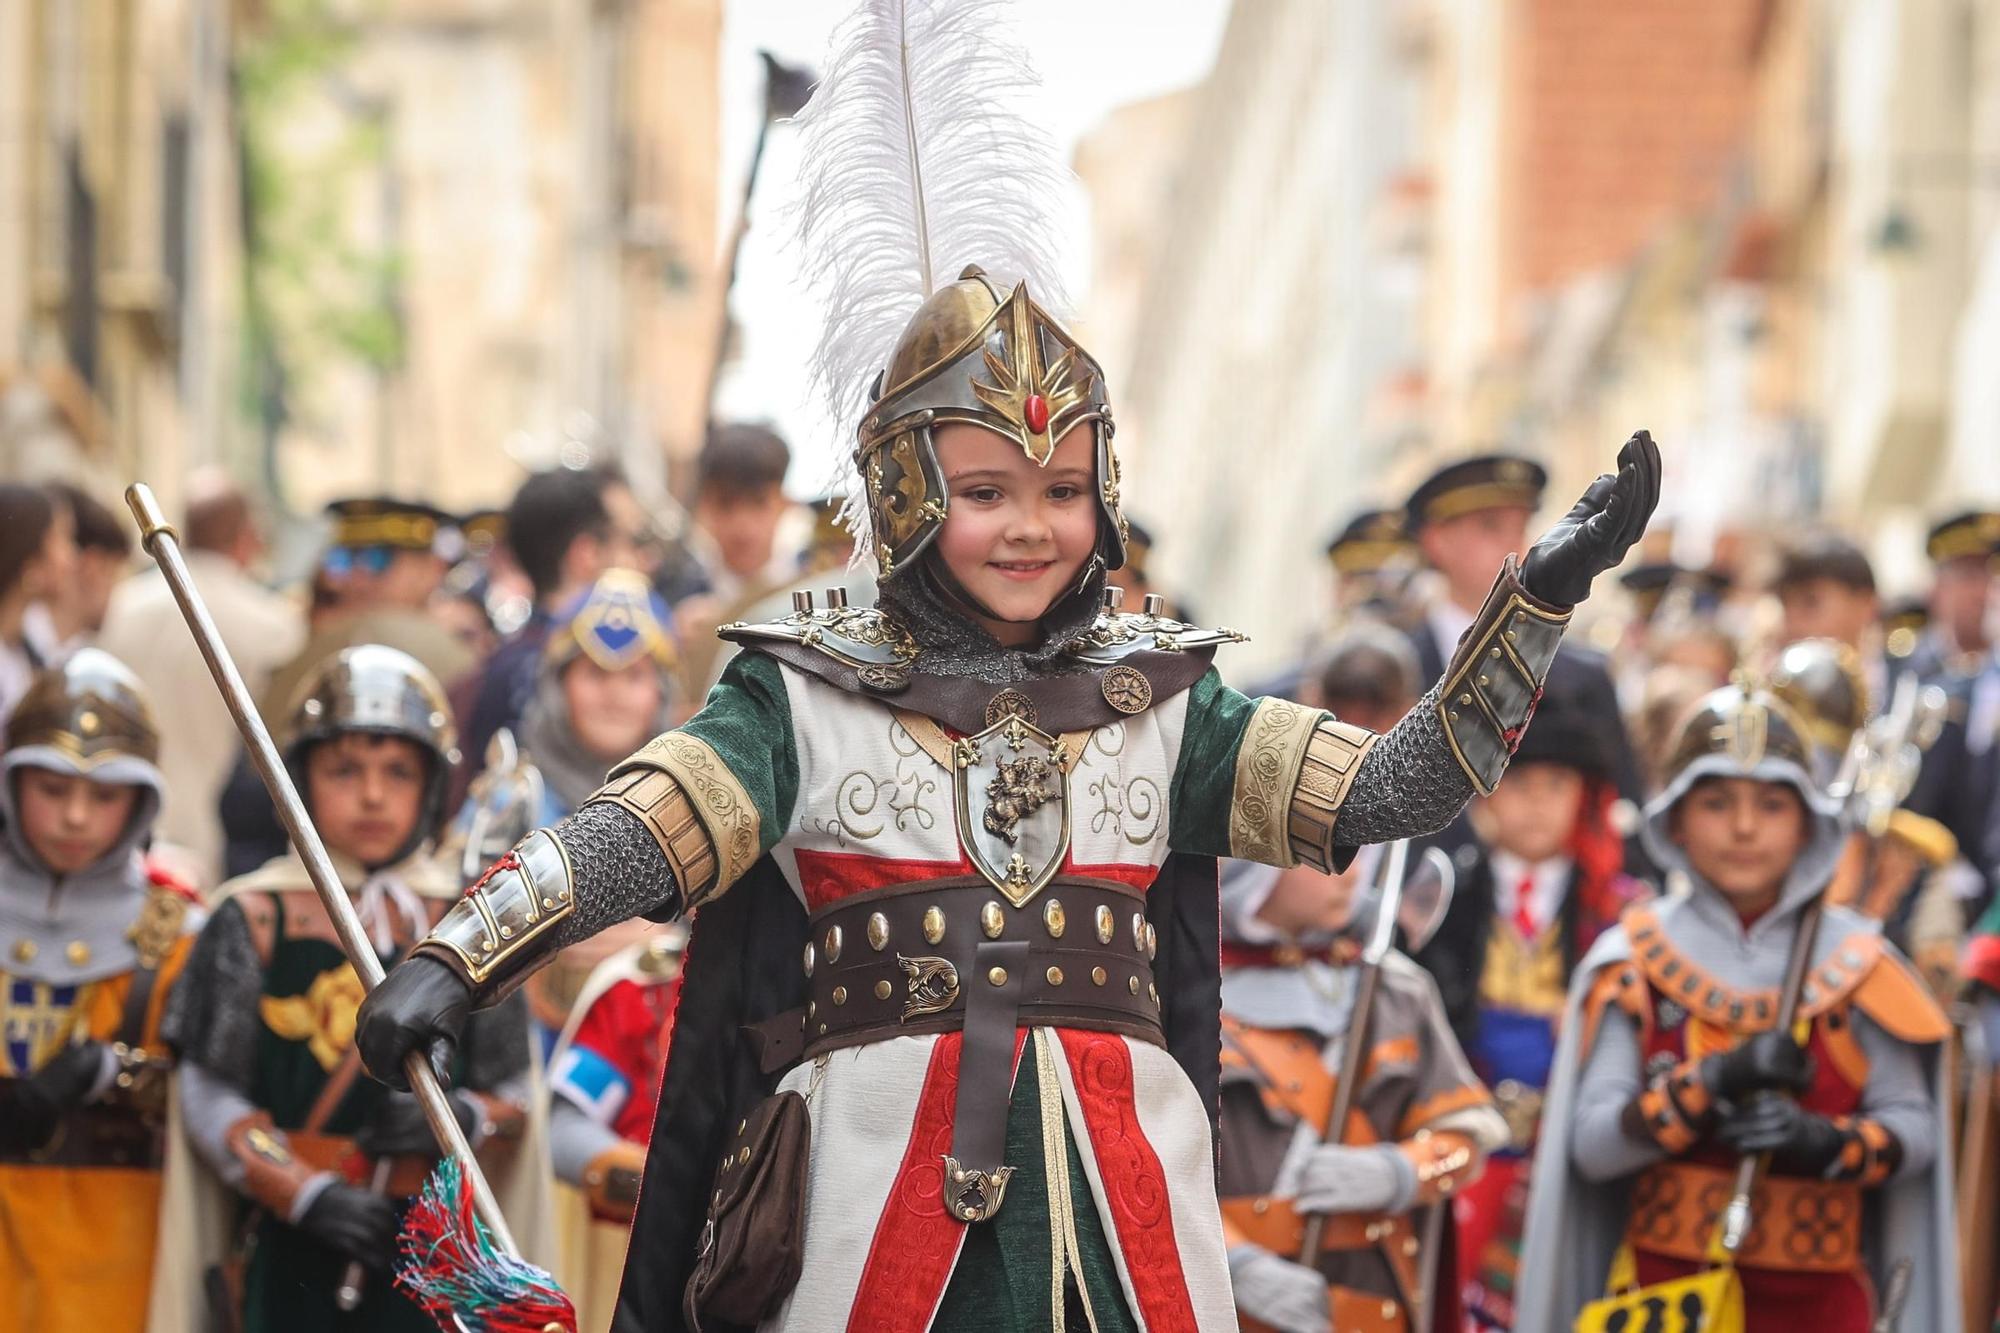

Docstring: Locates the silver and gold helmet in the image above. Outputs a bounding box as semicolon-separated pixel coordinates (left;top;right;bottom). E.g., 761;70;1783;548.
1641;680;1845;880
5;648;160;767
282;645;461;860
1766;638;1870;785
855;266;1124;581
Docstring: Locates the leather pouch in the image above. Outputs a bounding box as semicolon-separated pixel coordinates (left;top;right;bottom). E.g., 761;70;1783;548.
683;1089;811;1330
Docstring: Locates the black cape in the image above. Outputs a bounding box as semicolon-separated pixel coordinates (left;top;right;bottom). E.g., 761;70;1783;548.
610;851;1223;1333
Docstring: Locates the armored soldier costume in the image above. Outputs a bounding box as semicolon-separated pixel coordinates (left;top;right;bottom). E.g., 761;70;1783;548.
354;4;1660;1329
1515;683;1958;1332
1409;677;1646;1327
1215;850;1505;1332
159;646;549;1333
0;650;201;1332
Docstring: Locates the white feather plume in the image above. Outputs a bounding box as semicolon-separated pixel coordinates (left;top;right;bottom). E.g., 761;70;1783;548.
790;0;1076;552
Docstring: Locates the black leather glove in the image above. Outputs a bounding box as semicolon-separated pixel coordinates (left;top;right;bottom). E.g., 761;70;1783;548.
1700;1030;1814;1103
1714;1097;1846;1176
297;1181;399;1269
356;1088;480;1157
1520;430;1663;606
354;954;472;1091
0;1041;108;1153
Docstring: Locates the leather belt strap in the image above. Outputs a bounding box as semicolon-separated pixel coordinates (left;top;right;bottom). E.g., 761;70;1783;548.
1221;1194;1423;1314
943;939;1029;1222
0;1095;165;1169
116;954;162;1050
793;877;1165;1061
288;1130;432;1199
1626;1160;1862;1274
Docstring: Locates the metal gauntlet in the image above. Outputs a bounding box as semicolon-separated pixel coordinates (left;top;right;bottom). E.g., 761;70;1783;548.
415;828;576;1000
1436;554;1572;794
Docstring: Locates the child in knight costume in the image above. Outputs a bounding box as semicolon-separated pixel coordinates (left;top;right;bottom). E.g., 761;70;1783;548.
354;3;1660;1328
160;645;548;1333
0;650;201;1332
1412;678;1647;1328
1514;682;1958;1332
1216;846;1505;1333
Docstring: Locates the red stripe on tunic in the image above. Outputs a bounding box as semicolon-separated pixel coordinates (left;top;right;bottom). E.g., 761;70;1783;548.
846;1031;1029;1332
1057;1029;1198;1333
791;847;969;911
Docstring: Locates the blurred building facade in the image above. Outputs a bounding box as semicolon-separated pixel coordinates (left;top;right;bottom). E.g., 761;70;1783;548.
0;0;241;516
1082;0;2000;659
1074;0;1429;677
0;0;723;527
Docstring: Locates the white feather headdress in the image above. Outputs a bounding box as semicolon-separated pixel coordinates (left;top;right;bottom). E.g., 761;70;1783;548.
791;0;1076;550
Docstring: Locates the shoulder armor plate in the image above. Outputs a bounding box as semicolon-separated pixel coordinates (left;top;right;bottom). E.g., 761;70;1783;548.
718;605;921;685
1064;609;1249;665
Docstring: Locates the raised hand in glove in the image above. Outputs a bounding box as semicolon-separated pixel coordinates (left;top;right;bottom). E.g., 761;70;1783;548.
1227;1244;1331;1333
1520;430;1663;607
1293;1142;1416;1217
1714;1097;1846;1177
356;1087;480;1157
297;1181;399;1269
354;953;471;1091
0;1041;110;1153
1700;1030;1814;1104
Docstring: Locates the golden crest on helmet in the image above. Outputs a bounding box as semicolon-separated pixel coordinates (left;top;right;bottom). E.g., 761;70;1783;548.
970;288;1097;465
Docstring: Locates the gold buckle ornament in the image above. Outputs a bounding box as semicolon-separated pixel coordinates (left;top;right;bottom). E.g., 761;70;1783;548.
941;1156;1015;1222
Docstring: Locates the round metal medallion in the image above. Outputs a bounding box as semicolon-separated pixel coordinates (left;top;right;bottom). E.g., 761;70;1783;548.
984;688;1038;728
1100;665;1153;714
856;662;911;694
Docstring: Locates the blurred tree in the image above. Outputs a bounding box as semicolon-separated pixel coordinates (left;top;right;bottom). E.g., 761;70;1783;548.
231;0;404;507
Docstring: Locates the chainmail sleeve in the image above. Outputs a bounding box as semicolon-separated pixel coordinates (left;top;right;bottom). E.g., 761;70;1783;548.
547;801;683;948
161;897;265;1090
1328;680;1477;846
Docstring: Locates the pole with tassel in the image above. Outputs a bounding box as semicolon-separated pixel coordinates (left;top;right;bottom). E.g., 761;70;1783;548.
125;484;574;1333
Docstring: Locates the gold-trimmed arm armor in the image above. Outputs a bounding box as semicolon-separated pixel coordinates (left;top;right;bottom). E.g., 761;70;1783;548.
587;764;720;905
1226;696;1379;871
415;828;576;1000
1289;718;1379;871
1436;555;1572;795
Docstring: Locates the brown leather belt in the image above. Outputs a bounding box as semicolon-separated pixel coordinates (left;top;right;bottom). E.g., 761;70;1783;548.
1626;1160;1862;1274
795;877;1165;1058
288;1131;433;1199
0;1095;165;1170
761;876;1165;1223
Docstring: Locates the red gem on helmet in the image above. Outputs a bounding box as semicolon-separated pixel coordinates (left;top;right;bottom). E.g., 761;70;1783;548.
1024;394;1050;434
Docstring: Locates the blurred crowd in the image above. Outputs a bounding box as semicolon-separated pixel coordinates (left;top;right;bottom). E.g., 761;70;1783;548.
2;436;1999;1331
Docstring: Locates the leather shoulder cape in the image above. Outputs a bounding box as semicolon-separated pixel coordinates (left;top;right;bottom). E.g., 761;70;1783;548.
610;849;1222;1333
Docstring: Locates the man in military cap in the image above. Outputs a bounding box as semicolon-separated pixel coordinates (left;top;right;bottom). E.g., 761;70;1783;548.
262;497;476;715
1617;560;1731;632
1905;508;2000;682
1403;454;1644;812
1325;506;1418;626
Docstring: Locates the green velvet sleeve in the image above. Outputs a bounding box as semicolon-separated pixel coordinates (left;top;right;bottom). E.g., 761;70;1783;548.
675;649;799;855
1167;666;1260;857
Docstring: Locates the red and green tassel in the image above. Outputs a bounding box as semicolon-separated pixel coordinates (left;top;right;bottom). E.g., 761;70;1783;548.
397;1156;576;1333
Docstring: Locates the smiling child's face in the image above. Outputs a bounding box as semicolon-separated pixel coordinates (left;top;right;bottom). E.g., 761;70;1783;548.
930;423;1099;645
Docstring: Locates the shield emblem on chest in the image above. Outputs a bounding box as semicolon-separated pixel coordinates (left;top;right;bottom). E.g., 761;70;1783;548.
953;714;1072;907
